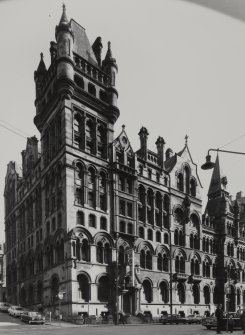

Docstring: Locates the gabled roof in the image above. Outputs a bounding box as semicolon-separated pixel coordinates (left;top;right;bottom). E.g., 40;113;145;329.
165;144;202;187
113;125;134;155
71;19;99;68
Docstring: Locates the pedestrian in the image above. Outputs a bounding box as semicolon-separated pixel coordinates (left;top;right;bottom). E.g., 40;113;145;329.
215;304;223;334
228;315;234;333
240;310;245;334
119;312;125;325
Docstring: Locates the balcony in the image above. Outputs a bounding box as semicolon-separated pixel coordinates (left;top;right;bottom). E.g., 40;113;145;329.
189;274;202;283
173;273;188;282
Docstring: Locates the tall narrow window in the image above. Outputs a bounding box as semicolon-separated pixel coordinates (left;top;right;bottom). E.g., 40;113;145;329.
75;163;84;205
88;168;96;208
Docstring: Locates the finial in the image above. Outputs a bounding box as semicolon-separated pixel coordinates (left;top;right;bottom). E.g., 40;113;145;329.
122;124;125;130
59;2;68;25
185;134;189;145
40;52;44;61
108;41;111;49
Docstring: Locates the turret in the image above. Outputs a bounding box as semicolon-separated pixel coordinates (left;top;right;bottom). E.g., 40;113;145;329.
55;4;75;98
155;136;165;168
102;42;120;122
34;53;47;113
138;127;149;160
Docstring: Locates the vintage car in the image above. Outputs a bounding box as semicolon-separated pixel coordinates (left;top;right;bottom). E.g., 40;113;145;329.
160;314;186;324
0;302;11;313
20;311;45;325
202;312;242;330
184;314;203;324
8;305;25;317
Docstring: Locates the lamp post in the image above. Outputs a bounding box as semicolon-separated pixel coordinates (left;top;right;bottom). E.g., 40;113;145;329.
201;148;245;170
115;232;119;325
226;268;230;333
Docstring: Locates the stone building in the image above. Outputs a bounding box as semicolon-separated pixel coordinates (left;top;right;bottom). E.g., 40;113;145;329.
4;6;222;319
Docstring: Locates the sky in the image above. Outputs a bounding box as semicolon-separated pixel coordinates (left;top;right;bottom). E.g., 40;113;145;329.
1;0;245;239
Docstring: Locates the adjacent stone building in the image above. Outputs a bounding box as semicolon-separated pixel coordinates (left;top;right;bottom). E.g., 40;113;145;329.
4;6;237;320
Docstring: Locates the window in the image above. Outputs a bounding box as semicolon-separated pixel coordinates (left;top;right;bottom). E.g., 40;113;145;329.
164;233;168;244
88;83;96;96
156;173;160;183
127;202;133;217
190;179;196;197
120;221;126;233
118;176;125;191
177;173;184;191
139;226;144;239
100;217;107;230
156;231;161;242
99;172;107;211
128;223;133;235
99;90;107;102
77;211;84;226
147;229;153;241
148;169;152;179
74;75;84;89
75;163;84;205
46;221;50;235
74;114;83;149
184;166;190;194
88;214;96;228
119;200;126;215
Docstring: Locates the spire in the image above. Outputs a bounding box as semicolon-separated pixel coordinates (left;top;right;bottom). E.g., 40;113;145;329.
102;41;118;70
36;53;47;73
208;155;228;197
59;3;69;25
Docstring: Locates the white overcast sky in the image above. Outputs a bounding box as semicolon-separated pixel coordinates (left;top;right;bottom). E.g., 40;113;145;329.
1;0;245;239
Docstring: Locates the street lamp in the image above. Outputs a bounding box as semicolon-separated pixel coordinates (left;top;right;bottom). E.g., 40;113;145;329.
201;148;245;170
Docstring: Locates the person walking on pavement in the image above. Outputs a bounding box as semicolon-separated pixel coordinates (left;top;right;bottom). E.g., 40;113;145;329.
215;304;223;334
228;315;234;333
241;309;245;334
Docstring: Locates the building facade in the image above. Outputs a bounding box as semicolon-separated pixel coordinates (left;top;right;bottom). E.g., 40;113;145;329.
4;6;235;320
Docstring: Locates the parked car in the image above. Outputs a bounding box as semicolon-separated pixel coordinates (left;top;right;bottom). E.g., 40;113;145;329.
184;314;198;324
202;312;242;330
20;311;45;325
0;302;11;313
184;314;204;324
8;305;25;317
160;314;186;324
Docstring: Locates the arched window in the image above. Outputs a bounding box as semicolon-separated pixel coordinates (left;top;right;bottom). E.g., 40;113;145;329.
194;235;199;250
99;172;107;211
81;239;90;262
177;283;185;304
138;185;146;222
157;253;162;271
174;208;183;224
184;166;190;194
104;243;111;264
164;233;169;244
96;242;103;263
155;192;162;228
190;179;196;197
177;173;184;191
75;163;84;205
160;282;169;303
193;283;200;304
175;256;180;272
142;280;152;303
37;282;43;303
140;250;145;268
163;254;168;271
119;246;126;266
98;276;110;302
146;250;152;269
203;286;210;304
78;274;90;301
51;276;59;304
174;230;179;245
88;168;96;208
147;189;154;225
